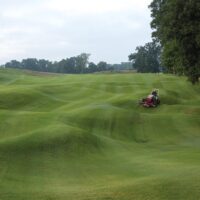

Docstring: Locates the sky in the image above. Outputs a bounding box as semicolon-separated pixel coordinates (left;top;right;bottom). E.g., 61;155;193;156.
0;0;153;64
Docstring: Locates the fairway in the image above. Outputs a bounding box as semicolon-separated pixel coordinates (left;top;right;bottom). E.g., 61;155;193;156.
0;69;200;200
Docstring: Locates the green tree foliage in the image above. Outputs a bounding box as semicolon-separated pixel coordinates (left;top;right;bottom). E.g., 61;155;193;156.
97;61;108;71
129;41;161;73
75;53;90;73
65;57;77;73
149;0;200;84
38;59;51;72
5;60;21;69
21;58;39;71
4;54;132;74
88;62;98;73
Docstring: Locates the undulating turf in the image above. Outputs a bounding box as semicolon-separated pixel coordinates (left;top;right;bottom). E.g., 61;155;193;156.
0;69;200;200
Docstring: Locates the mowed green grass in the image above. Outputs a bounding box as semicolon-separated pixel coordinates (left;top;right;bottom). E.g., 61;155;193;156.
0;69;200;200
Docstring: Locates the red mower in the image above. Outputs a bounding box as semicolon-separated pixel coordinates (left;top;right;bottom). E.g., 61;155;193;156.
139;89;160;108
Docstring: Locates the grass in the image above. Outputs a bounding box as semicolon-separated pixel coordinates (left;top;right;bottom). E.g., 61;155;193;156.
0;69;200;200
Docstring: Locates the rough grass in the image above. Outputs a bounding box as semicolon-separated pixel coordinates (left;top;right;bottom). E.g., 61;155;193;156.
0;69;200;200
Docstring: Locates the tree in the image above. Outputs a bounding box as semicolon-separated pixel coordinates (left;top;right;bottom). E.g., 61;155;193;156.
149;0;200;84
47;61;58;73
57;59;67;73
21;58;39;71
75;53;90;73
38;59;51;72
129;41;161;73
65;57;76;73
88;62;97;73
5;60;21;69
97;61;108;71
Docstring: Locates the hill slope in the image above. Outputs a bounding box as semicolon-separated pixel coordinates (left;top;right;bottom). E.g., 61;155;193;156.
0;69;200;200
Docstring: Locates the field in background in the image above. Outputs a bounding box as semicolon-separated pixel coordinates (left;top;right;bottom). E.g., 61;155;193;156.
0;69;200;200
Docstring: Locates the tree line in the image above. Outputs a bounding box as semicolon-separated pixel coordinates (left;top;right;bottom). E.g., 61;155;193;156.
4;53;132;74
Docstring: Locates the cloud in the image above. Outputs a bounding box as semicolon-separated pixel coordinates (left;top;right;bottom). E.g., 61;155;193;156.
45;0;150;15
0;0;152;64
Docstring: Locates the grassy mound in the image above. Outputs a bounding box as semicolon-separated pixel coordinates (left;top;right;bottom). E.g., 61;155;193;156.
0;69;200;200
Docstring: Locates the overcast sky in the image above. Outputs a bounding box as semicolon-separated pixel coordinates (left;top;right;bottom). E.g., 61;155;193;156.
0;0;152;64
